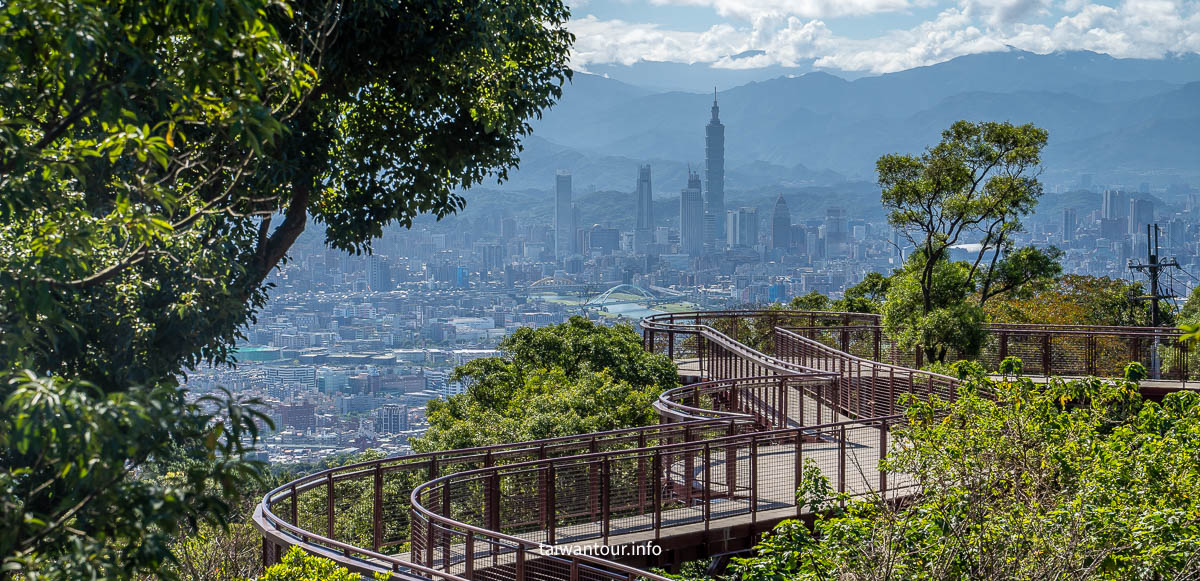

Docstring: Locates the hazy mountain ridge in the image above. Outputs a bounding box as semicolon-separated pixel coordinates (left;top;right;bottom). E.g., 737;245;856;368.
509;50;1200;192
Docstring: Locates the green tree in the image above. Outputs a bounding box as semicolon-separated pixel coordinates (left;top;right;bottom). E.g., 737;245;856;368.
987;274;1156;327
878;120;1056;315
882;255;987;362
1180;284;1200;324
726;375;1200;581
788;291;831;311
0;0;571;577
414;317;677;451
831;271;892;314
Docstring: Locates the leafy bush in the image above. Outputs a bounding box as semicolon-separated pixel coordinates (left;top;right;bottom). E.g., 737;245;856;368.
724;375;1200;580
260;547;388;581
998;355;1024;376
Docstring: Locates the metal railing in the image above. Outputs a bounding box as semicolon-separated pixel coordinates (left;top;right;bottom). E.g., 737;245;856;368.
780;321;1196;381
258;309;1194;580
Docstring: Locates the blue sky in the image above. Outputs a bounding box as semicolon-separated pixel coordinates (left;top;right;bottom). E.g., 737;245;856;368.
566;0;1200;73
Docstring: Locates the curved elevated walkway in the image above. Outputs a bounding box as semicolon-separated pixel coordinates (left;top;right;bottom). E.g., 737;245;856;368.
255;310;1198;580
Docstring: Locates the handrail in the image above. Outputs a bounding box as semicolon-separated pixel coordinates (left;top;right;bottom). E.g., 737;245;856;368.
259;309;1197;580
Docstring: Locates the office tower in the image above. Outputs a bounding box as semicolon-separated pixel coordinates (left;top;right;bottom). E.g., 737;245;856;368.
375;404;408;434
589;225;620;254
500;217;516;240
825;207;849;259
703;212;718;250
771;195;791;250
705;89;725;240
1129;198;1154;235
726;207;758;247
679;171;704;257
1103;189;1129;220
554;170;573;259
1061;208;1076;243
635;165;653;251
366;255;391;291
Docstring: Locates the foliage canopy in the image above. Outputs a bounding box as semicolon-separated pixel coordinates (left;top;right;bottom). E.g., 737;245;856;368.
0;0;572;577
414;317;678;451
726;372;1200;581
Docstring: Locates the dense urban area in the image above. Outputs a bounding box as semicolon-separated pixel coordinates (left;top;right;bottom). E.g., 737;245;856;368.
185;94;1200;467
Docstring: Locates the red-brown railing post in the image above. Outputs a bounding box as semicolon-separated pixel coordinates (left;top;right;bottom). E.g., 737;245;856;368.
546;463;557;545
652;449;662;540
838;425;847;506
794;430;804;517
878;419;888;496
441;482;451;569
1043;333;1052;376
326;472;335;539
289;483;298;525
601;455;611;542
750;434;759;526
516;545;526;581
373;464;383;551
464;533;475;578
702;441;712;534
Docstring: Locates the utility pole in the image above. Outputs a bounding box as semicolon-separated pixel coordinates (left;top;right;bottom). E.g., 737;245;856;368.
1128;224;1180;378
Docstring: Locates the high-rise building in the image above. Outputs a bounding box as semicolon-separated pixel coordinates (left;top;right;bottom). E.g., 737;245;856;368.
726;207;758;247
825;207;849;259
554;170;573;259
679;171;704;257
771;195;791;250
374;403;408;434
366;255;391;291
635;165;653;251
1129;198;1154;235
1103;190;1129;220
1061;208;1076;243
703;212;718;250
705;89;725;241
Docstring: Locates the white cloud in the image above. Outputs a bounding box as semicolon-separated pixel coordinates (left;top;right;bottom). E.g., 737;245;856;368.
645;0;917;20
567;0;1200;74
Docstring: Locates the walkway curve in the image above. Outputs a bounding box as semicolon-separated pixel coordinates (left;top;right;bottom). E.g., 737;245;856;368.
255;309;1197;580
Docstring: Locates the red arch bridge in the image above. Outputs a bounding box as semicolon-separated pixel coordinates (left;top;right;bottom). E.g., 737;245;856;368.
254;310;1199;580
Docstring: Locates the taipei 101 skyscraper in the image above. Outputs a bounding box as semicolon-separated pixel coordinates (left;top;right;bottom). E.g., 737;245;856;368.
704;88;725;240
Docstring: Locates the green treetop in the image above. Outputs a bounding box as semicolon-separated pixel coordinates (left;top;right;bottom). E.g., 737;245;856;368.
415;317;678;451
0;0;572;577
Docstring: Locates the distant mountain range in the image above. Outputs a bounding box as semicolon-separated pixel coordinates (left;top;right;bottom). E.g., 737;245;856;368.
495;50;1200;196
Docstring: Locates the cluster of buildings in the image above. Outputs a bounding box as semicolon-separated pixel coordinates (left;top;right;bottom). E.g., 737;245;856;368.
186;92;1200;466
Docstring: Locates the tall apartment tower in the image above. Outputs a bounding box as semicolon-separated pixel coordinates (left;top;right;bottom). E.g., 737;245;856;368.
1103;190;1129;220
771;195;791;250
825;207;849;259
704;89;725;241
1129;198;1154;235
366;255;391;291
680;171;705;257
726;207;758;247
635;165;653;250
1061;208;1077;243
554;170;573;259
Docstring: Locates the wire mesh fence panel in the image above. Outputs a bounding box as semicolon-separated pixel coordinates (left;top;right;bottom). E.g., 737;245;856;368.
500;467;547;542
842;424;883;500
552;460;604;543
615;453;659;535
463;537;518;581
294;480;329;543
332;474;374;548
380;467;418;550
